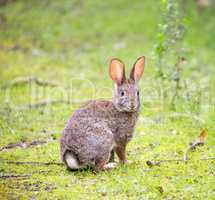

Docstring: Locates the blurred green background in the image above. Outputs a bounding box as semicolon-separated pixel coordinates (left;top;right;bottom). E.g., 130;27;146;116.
0;0;214;199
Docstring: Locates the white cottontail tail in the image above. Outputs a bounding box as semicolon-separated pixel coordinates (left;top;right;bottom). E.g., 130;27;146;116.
60;56;145;171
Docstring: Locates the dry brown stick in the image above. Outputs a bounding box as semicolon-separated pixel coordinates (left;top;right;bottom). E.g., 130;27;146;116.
146;157;215;167
1;160;64;166
34;78;60;87
0;174;31;179
0;140;47;151
157;157;215;163
183;129;207;161
3;76;62;88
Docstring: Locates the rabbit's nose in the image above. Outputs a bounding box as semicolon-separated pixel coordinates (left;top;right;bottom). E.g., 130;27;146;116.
130;101;135;109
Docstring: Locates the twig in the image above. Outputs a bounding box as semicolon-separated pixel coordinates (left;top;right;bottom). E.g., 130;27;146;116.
0;174;31;179
3;76;62;89
183;129;207;160
183;142;204;161
158;157;215;163
0;140;46;151
146;157;215;167
1;160;64;166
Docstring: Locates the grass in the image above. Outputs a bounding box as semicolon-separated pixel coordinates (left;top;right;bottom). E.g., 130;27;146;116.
0;0;214;199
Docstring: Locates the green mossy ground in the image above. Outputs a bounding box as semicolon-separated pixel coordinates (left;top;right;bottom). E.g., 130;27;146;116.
0;0;214;199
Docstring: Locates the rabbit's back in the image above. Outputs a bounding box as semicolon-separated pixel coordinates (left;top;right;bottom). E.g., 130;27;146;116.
60;100;117;167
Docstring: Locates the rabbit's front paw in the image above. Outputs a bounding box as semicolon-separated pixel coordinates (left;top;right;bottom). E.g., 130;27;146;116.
104;162;118;170
120;159;130;165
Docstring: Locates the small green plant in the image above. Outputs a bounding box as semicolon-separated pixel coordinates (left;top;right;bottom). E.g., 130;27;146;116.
155;0;186;110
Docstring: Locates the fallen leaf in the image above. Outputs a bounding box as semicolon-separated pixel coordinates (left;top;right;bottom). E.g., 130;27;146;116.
199;129;207;143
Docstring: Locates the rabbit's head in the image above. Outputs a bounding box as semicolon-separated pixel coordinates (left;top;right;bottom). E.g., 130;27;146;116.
109;56;145;112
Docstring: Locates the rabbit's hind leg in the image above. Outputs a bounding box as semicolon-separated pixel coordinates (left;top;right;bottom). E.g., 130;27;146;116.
94;158;107;172
95;152;117;171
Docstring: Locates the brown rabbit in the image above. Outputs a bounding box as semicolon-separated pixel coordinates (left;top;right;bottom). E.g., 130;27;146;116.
60;56;145;171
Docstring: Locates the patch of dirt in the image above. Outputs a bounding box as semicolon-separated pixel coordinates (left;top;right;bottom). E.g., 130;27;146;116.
3;179;56;193
0;140;47;151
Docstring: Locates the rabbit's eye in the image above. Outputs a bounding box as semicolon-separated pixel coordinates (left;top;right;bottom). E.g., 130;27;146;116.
120;91;125;96
137;91;139;96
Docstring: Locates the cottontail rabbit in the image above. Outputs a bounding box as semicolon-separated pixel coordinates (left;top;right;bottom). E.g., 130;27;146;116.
60;56;145;171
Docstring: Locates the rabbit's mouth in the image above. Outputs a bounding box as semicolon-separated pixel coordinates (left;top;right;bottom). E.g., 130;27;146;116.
127;106;138;112
114;100;139;112
129;103;136;111
115;105;138;112
126;102;139;112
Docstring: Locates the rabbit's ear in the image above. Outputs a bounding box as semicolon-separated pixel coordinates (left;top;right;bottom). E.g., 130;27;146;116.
130;56;145;82
109;58;126;85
